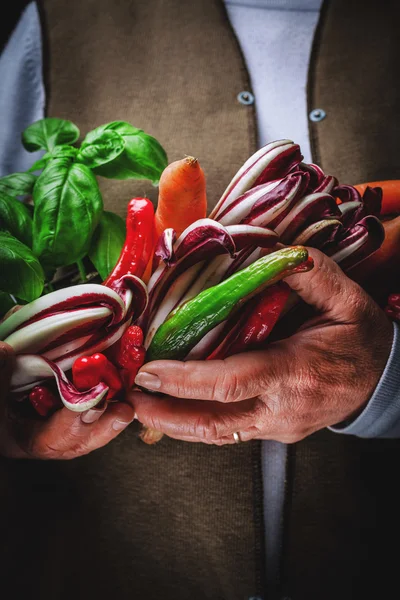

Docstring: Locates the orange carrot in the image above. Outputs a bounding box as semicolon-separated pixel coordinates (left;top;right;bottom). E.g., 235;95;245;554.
154;156;207;240
347;215;400;306
353;180;400;216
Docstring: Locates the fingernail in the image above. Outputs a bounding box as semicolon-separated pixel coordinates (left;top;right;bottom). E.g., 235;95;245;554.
135;371;161;390
81;409;103;424
112;419;133;431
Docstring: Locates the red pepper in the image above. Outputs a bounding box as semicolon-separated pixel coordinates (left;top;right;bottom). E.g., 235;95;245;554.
207;282;291;360
385;293;400;323
29;385;60;417
103;197;155;288
72;353;123;400
109;325;146;389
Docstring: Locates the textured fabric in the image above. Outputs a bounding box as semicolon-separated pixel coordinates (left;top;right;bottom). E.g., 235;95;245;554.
40;0;257;216
308;0;400;184
227;0;322;9
224;1;322;161
0;427;265;600
330;323;400;437
0;1;45;176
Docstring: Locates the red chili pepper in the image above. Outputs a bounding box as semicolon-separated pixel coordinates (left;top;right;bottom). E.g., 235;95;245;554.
72;353;123;400
109;325;146;389
29;385;60;417
385;293;400;323
207;282;291;360
103;197;155;288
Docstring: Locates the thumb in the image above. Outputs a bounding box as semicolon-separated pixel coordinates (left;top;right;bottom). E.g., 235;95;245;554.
0;342;15;400
284;247;373;322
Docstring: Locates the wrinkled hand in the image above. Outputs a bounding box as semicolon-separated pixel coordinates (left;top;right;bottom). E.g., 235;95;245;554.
0;342;135;459
130;248;393;445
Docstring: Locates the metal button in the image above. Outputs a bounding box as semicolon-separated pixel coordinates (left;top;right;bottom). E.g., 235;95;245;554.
309;108;326;122
238;91;255;105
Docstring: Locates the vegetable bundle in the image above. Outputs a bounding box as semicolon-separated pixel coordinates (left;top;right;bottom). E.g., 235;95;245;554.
0;122;396;427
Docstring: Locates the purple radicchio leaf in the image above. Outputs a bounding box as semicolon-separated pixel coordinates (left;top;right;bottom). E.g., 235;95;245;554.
333;184;362;203
210;139;302;220
292;162;325;192
326;215;385;271
153;228;176;269
238;172;309;229
361;186;382;218
292;219;342;249
275;192;341;244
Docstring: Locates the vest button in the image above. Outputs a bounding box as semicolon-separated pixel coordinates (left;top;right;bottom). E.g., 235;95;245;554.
309;108;326;122
238;91;255;105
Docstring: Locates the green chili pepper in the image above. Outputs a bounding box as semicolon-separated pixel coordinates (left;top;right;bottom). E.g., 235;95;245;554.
146;246;312;361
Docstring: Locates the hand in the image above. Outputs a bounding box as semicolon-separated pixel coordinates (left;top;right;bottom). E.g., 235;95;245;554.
130;248;393;445
0;342;135;459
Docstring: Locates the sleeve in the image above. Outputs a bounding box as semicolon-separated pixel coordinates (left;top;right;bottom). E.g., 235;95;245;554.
329;321;400;438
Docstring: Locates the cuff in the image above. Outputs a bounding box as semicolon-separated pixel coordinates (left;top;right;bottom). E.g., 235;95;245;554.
329;321;400;438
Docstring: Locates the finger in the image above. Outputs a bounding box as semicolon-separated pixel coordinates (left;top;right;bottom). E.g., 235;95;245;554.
134;348;288;402
162;430;253;445
129;390;260;440
284;247;376;322
23;401;135;459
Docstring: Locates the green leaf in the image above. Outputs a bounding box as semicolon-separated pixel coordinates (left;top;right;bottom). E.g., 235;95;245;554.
0;232;45;302
0;291;16;319
82;121;168;183
0;192;33;247
33;158;103;269
28;145;79;173
77;130;125;169
88;211;126;279
22;118;80;153
0;172;36;197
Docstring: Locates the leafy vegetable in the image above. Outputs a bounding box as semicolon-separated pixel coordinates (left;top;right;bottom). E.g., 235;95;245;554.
88;211;126;279
81;121;168;183
28;145;79;172
22;118;80;152
0;191;33;247
77;130;125;169
33;158;103;268
0;172;36;197
0;232;45;302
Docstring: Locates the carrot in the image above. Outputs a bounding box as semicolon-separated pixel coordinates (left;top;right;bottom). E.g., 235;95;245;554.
353;180;400;216
347;215;400;306
154;156;207;240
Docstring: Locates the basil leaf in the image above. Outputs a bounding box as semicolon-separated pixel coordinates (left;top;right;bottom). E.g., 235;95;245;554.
22;118;80;152
82;121;168;183
0;172;36;197
0;232;45;302
77;130;125;169
88;211;125;279
33;158;103;269
28;145;79;173
0;291;16;319
0;192;33;247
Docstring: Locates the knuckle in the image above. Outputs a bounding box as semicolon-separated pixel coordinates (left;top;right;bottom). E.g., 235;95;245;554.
192;416;221;441
215;368;242;402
